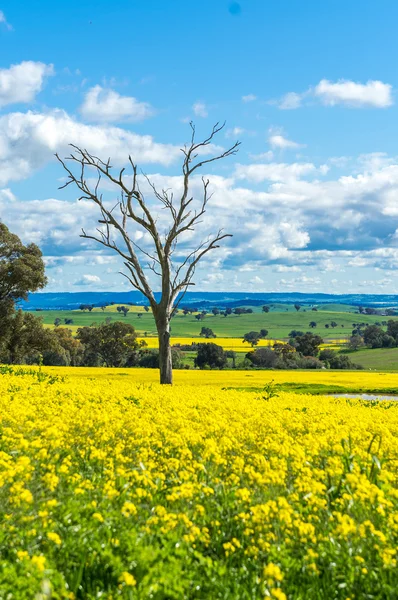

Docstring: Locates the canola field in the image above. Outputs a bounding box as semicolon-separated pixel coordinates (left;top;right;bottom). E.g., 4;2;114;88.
1;367;398;599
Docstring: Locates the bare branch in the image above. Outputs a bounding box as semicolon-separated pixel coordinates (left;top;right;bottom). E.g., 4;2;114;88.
56;121;239;383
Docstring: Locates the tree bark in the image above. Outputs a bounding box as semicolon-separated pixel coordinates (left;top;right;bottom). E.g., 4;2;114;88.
157;318;172;385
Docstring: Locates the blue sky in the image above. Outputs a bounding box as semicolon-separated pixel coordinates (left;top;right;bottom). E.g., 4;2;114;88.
2;0;398;294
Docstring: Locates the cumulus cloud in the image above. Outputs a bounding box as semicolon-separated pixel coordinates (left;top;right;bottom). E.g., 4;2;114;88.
192;102;208;118
276;79;393;110
314;79;393;108
0;61;54;107
5;145;398;289
234;161;319;182
278;92;302;110
80;85;155;123
268;129;304;150
0;109;181;185
74;274;101;286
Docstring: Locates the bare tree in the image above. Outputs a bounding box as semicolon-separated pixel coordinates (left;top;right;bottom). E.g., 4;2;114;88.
56;123;239;384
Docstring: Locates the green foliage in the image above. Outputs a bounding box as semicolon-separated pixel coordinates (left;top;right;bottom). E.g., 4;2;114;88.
0;223;47;317
293;333;323;357
195;343;227;369
76;322;140;367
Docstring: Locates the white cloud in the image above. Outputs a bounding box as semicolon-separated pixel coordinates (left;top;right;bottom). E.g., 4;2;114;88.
234;161;318;182
0;188;16;202
276;79;393;109
242;94;257;103
249;275;264;284
74;274;101;286
0;10;12;30
192;102;208;118
80;85;154;123
268;130;304;150
0;61;54;107
273;265;301;272
226;126;245;138
314;79;393;108
0;109;181;185
278;92;302;110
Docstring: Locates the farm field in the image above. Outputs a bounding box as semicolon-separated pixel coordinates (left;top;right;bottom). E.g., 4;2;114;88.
344;348;398;371
24;364;398;393
34;303;382;340
1;366;398;598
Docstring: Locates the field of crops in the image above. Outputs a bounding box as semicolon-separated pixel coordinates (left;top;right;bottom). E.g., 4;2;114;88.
36;304;382;340
1;366;398;598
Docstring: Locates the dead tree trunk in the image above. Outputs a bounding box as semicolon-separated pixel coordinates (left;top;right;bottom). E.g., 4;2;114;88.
156;314;172;384
56;122;240;384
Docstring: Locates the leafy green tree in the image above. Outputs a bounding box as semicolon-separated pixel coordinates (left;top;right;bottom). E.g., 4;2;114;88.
0;223;47;318
319;349;361;369
200;327;216;338
211;307;220;316
294;303;301;312
243;331;261;346
294;333;323;357
0;310;58;364
309;321;317;328
138;348;183;369
262;305;270;313
246;347;278;368
54;317;62;327
288;330;304;338
195;343;227;369
52;327;84;366
387;320;398;343
348;335;364;350
330;321;338;329
259;329;268;338
363;325;385;349
76;322;141;367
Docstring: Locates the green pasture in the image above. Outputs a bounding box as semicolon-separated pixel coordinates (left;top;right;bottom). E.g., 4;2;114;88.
33;303;385;340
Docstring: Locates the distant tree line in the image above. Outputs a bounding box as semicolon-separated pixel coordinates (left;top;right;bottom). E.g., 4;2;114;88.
349;321;398;349
193;330;362;370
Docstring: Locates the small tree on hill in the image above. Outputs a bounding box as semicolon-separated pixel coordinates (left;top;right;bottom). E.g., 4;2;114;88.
200;327;216;338
243;331;261;346
294;303;301;312
262;305;270;313
309;321;317;328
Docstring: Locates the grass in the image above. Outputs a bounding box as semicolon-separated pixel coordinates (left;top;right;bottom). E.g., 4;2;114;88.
343;347;398;370
34;303;381;341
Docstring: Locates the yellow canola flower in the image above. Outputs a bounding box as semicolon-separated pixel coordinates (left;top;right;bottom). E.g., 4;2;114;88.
31;555;46;572
92;512;104;523
119;572;137;586
264;563;284;583
270;589;287;600
47;532;62;545
1;365;398;598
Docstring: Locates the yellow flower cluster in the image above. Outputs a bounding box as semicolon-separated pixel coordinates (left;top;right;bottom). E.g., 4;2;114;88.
139;336;283;350
1;366;398;598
